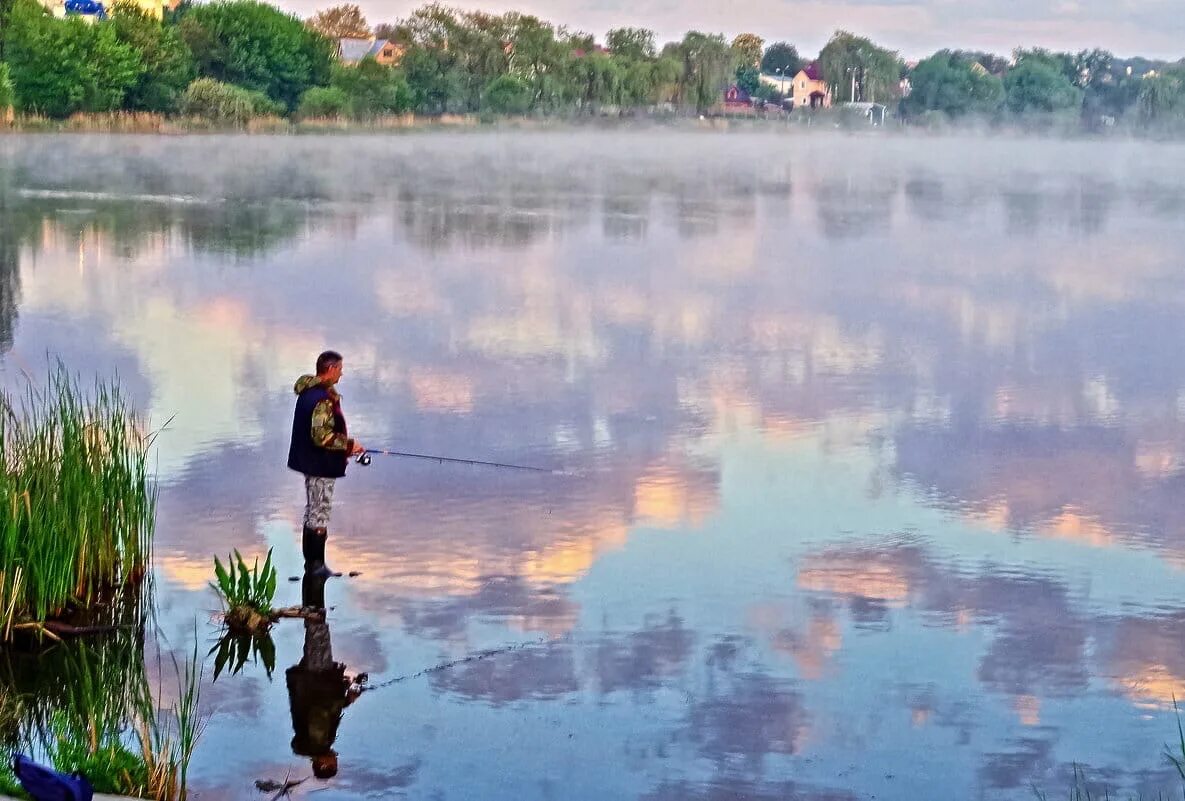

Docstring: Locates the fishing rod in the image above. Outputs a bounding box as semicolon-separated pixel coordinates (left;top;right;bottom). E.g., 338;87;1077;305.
355;448;556;474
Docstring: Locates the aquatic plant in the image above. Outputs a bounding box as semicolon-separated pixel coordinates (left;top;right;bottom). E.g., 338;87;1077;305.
0;365;157;640
210;548;277;633
209;630;276;681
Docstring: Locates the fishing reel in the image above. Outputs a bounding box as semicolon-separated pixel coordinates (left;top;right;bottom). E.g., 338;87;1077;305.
355;452;372;466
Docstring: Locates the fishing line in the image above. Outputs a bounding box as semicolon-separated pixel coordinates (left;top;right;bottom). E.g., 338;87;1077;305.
355;449;575;476
356;634;568;693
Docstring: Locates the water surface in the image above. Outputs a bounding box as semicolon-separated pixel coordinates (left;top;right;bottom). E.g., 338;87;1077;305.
3;131;1185;800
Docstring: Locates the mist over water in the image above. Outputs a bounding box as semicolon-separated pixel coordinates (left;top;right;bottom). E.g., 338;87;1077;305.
4;131;1185;799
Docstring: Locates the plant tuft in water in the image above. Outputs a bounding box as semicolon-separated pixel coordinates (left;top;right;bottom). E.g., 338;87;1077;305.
210;548;277;634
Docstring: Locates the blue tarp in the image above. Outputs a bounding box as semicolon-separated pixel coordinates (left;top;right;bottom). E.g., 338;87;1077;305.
63;0;107;19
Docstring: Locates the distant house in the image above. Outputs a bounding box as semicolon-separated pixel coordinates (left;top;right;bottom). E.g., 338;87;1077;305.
791;62;831;110
337;38;404;66
43;0;172;20
722;84;754;112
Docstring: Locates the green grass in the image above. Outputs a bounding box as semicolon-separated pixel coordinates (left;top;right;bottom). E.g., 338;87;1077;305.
0;364;157;639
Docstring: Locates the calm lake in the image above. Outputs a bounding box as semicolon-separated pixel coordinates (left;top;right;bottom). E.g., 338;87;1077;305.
3;130;1185;800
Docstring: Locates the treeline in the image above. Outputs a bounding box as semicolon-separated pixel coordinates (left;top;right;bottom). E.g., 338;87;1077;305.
0;0;1183;132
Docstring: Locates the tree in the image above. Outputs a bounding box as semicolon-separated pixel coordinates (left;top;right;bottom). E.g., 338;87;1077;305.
329;57;412;116
400;44;464;113
504;14;568;110
730;33;762;68
0;63;14;116
1138;68;1185;129
109;1;195;112
950;50;1008;75
606;27;655;61
761;42;801;76
297;85;349;116
307;3;369;39
372;22;411;43
902;50;1003;118
1013;48;1077;85
178;77;255;123
1073;48;1112;89
818;30;901;102
179;0;335;110
484;73;531;113
3;0;141;117
667;31;733;111
735;64;759;95
1004;59;1081;113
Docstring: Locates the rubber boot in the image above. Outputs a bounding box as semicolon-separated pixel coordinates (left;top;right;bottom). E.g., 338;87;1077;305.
301;570;327;614
309;527;337;578
301;526;322;573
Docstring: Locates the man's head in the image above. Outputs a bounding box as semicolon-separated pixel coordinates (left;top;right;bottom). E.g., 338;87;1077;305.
316;351;344;385
311;752;338;779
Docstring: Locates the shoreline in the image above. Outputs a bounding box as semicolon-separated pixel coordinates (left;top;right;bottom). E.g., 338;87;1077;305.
1;113;1180;142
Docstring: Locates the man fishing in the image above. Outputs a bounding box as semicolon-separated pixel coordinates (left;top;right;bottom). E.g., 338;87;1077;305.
288;350;365;577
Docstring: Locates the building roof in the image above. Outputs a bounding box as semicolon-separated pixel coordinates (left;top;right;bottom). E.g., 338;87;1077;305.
801;62;823;81
338;37;393;63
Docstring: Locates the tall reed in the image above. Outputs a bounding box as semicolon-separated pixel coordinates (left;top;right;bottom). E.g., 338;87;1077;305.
0;365;156;638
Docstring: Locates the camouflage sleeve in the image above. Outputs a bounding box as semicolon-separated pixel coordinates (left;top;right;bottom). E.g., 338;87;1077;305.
311;399;352;452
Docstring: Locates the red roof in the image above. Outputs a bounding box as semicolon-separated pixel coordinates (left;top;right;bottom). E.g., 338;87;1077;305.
803;62;823;81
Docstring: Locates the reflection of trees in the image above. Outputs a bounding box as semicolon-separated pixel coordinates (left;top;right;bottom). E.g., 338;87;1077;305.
688;670;809;767
178;202;311;261
593;612;693;694
0;203;22;353
812;176;898;239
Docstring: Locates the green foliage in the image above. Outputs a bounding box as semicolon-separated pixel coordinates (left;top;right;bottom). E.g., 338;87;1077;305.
752;81;782;103
1012;47;1077;84
209;631;276;681
298;85;349;117
1139;69;1185;131
819;29;902;103
178;0;334;110
667;31;734;112
109;1;195;112
401;43;465;113
735;64;760;96
49;711;150;795
606;27;655;61
2;0;142;117
1004;59;1082;113
0;365;155;637
761;41;801;76
211;547;277;618
329;57;413;116
242;86;284;116
484;73;531;113
903;50;1004;118
178;77;255;124
0;64;14;113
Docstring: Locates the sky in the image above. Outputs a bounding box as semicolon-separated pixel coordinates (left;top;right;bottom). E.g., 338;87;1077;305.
279;0;1185;61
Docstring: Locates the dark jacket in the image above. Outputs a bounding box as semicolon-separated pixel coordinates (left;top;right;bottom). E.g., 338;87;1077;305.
288;375;351;478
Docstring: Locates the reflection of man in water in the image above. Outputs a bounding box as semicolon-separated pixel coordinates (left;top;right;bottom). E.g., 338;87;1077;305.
286;572;362;779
